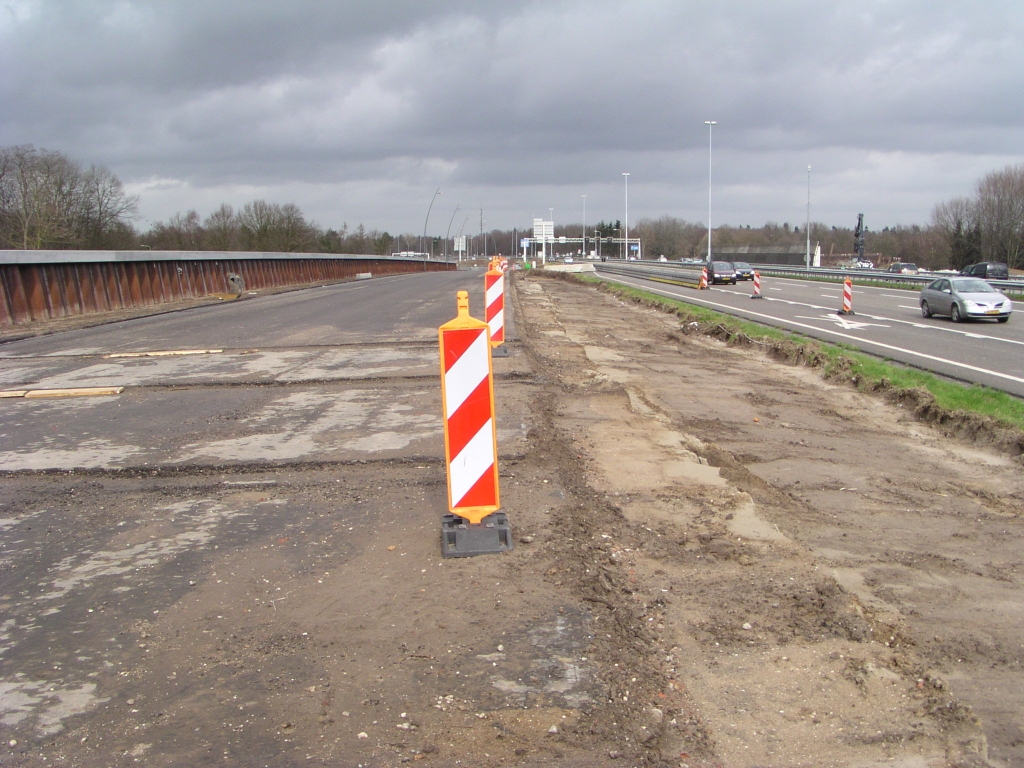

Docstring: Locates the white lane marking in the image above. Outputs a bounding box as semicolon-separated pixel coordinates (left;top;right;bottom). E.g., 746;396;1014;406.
637;276;1023;346
734;286;1024;348
882;294;909;299
732;276;1019;337
601;275;1024;385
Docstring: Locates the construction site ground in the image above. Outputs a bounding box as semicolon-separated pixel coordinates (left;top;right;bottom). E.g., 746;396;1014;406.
2;271;1022;767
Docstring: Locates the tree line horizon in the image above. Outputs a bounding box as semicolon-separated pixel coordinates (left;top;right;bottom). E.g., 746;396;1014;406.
2;144;1021;271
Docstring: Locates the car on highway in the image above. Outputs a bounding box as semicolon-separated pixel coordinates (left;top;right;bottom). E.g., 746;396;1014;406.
733;261;755;280
707;261;738;285
887;262;919;274
919;277;1012;323
959;262;1009;280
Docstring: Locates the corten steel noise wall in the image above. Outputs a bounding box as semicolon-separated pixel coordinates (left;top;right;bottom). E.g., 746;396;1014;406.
0;251;455;327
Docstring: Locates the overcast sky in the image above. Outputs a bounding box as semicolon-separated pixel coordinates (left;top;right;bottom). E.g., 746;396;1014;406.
2;1;1022;237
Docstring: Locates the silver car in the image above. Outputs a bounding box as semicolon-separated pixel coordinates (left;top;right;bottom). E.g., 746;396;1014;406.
919;277;1012;323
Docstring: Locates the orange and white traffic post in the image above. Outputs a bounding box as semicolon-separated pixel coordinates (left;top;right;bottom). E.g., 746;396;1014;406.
751;271;763;299
837;278;855;316
438;290;513;557
485;261;508;357
699;266;709;289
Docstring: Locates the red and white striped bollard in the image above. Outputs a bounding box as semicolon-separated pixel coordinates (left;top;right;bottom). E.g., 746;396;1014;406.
485;264;508;356
751;271;763;299
699;266;708;289
838;278;855;316
438;291;512;556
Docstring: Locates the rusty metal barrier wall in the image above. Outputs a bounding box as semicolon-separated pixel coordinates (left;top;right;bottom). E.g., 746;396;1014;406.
0;251;455;326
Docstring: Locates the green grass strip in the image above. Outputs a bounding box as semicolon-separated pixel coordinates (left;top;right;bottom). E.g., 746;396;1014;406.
576;273;1024;432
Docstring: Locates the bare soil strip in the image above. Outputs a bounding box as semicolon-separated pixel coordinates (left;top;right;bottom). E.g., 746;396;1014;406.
508;273;1022;767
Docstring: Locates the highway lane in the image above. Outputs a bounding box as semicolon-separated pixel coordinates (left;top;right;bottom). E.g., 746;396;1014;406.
0;269;491;356
0;268;522;470
598;270;1024;397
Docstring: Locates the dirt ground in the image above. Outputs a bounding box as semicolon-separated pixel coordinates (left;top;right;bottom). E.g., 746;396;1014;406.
2;272;1023;767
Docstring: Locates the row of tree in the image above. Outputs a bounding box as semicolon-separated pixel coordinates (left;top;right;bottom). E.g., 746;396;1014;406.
3;145;1021;271
143;204;419;256
0;145;139;249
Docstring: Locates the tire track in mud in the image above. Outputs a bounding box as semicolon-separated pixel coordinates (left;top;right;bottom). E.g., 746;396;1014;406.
512;277;718;766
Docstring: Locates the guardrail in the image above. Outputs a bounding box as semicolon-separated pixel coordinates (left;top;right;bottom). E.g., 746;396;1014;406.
0;250;456;327
595;261;703;286
593;259;1024;294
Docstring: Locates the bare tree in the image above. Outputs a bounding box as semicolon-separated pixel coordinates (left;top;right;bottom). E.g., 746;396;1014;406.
0;144;138;249
932;197;980;270
204;203;240;250
148;210;203;250
238;200;317;252
79;165;139;248
975;164;1024;268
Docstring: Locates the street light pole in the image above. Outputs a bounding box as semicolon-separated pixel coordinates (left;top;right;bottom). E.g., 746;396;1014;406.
622;173;629;259
549;207;554;259
422;187;441;257
582;194;587;257
805;165;811;268
705;121;716;263
445;204;461;262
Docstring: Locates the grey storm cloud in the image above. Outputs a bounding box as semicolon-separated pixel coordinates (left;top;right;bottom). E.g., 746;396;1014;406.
2;0;1022;232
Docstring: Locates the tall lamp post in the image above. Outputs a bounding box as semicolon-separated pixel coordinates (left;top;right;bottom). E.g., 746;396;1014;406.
805;165;811;268
622;173;629;259
421;186;441;257
704;120;716;262
445;204;461;262
549;207;554;259
582;194;587;257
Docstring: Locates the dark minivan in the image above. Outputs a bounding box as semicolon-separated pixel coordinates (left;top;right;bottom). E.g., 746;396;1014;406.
707;261;737;285
960;262;1009;280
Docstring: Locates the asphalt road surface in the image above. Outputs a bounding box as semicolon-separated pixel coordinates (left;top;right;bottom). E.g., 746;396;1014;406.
0;269;588;768
598;270;1024;397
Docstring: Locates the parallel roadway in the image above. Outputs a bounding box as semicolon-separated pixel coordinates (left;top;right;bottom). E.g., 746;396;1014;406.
598;270;1024;398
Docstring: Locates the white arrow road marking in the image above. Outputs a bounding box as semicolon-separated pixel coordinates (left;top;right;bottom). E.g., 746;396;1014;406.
795;315;891;330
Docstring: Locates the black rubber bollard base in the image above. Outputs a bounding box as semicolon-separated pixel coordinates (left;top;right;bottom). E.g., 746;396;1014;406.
837;309;855;316
491;344;510;358
441;512;513;558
